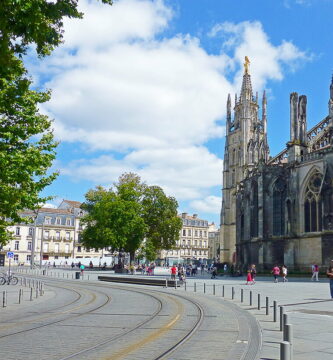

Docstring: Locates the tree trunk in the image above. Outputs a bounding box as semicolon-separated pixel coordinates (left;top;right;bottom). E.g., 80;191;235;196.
130;250;135;265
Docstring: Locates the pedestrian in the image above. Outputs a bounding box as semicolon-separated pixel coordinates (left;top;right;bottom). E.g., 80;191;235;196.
71;262;74;269
326;260;333;298
272;264;280;283
80;264;85;275
281;265;288;282
171;265;177;280
246;270;253;285
211;266;217;279
311;264;319;281
250;264;256;284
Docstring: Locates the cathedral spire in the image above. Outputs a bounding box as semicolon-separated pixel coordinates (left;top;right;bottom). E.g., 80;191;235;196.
329;73;333;118
226;93;232;134
262;90;267;134
330;73;333;100
240;56;253;101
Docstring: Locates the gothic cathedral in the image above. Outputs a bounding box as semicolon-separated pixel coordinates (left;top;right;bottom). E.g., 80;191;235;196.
220;58;333;271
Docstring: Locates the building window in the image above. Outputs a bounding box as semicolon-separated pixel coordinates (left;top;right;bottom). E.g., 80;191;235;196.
65;244;70;253
14;241;19;250
66;218;71;226
187;240;191;246
199;230;202;237
44;231;49;239
15;227;20;236
44;217;51;225
43;243;49;252
56;231;60;240
65;232;70;240
182;229;186;236
200;240;202;247
27;242;32;251
204;231;207;237
55;256;59;259
54;243;59;253
56;217;61;225
304;171;323;232
250;181;259;237
26;255;31;261
273;178;286;236
14;255;18;262
195;240;197;246
204;241;207;247
77;246;82;252
188;229;191;236
195;230;198;236
28;227;33;236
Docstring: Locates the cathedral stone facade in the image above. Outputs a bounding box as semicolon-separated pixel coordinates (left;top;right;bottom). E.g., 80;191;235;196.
220;58;333;271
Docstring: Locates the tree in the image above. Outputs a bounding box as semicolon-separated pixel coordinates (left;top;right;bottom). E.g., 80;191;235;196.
80;173;183;263
0;0;112;245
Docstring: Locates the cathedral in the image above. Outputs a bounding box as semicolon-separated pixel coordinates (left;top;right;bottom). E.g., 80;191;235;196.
220;58;333;271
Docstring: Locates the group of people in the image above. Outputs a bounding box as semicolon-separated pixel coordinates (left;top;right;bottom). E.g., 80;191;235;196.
246;264;257;284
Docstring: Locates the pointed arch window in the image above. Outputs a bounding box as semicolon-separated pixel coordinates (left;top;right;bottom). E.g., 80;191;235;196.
273;178;286;236
304;171;323;232
250;182;258;237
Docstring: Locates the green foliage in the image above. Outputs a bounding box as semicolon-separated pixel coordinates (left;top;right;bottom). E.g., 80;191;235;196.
0;0;113;244
80;173;183;262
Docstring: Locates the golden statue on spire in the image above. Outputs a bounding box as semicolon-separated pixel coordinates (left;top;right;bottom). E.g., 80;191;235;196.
244;56;250;74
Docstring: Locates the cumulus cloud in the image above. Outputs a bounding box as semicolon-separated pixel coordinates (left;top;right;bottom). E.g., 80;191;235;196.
190;195;221;214
27;0;310;218
62;147;223;201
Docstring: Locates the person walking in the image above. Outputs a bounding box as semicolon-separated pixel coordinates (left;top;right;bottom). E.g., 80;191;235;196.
281;265;288;282
250;264;257;284
272;264;280;283
80;263;85;275
311;264;319;281
211;266;217;279
171;265;177;280
246;270;253;285
326;260;333;298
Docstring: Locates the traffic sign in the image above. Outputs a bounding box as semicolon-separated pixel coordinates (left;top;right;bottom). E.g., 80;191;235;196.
7;251;14;258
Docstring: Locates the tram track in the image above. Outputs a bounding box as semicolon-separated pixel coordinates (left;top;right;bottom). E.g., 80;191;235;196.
0;280;112;339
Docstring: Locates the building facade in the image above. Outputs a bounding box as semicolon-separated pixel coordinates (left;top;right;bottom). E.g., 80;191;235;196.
221;57;333;271
0;200;110;266
161;213;209;264
208;223;221;262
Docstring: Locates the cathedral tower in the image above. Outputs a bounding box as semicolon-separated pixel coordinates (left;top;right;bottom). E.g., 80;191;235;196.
329;74;333;118
221;58;269;264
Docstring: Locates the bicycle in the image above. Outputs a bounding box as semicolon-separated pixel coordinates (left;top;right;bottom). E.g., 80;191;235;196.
0;273;18;285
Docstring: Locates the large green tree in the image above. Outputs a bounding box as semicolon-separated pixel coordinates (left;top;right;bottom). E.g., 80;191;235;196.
80;173;183;263
0;0;112;244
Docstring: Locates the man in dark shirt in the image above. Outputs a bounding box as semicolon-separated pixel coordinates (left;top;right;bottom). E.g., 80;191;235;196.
326;260;333;298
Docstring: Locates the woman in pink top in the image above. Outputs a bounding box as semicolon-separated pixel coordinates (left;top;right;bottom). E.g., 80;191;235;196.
272;265;280;283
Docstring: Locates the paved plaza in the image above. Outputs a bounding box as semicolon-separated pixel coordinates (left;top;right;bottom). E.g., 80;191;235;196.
0;268;332;359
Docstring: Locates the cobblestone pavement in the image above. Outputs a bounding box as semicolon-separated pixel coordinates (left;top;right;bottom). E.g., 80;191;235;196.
0;271;261;360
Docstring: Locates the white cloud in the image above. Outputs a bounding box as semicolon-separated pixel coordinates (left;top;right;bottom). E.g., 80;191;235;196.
27;0;310;219
209;21;310;91
62;146;223;201
190;195;221;215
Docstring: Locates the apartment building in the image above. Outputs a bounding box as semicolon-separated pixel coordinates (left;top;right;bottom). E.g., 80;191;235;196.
161;213;209;264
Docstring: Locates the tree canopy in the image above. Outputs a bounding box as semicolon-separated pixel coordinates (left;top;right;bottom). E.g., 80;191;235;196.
80;173;183;262
0;0;112;244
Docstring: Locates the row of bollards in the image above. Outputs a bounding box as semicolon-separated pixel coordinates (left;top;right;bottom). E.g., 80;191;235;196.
176;282;292;360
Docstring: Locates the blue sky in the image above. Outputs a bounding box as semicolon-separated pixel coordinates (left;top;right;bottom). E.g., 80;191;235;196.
27;0;333;225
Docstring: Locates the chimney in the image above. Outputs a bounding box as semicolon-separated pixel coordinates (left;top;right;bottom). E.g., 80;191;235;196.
181;213;187;219
193;214;198;219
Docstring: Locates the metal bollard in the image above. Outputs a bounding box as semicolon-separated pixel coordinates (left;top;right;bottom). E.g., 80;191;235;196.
88;275;90;281
67;273;69;279
284;323;293;342
266;297;269;315
232;287;235;300
30;288;33;301
3;291;7;307
283;313;289;332
204;283;206;294
20;278;22;286
165;279;168;288
36;288;38;298
72;273;74;279
280;341;291;360
175;280;177;290
222;285;225;297
241;288;243;303
280;306;285;331
194;282;196;292
18;289;22;304
250;290;252;306
213;284;216;295
273;301;277;322
258;293;261;310
185;281;187;291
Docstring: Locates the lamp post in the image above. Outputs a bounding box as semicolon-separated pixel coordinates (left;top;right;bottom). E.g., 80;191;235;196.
31;210;39;269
